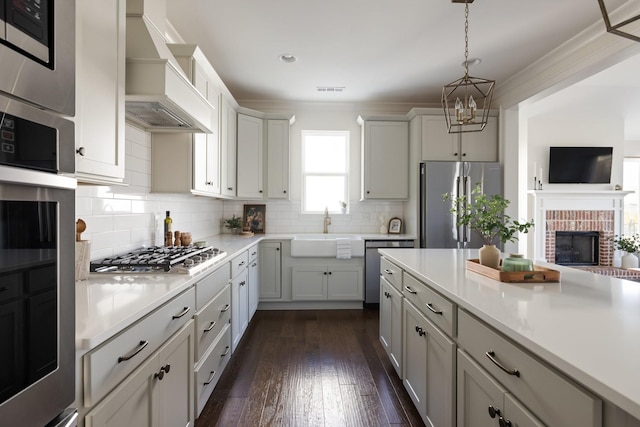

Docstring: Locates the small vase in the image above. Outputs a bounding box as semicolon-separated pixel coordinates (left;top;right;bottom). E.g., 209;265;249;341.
380;224;387;234
478;244;501;269
621;252;639;269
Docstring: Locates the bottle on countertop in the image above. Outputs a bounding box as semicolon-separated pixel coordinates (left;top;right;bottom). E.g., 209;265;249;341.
164;211;173;246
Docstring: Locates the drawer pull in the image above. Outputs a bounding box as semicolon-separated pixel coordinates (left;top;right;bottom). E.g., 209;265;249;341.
221;304;231;313
383;269;392;274
0;287;7;292
204;321;216;332
172;306;191;319
251;251;257;256
154;369;165;380
203;370;216;385
426;303;443;315
485;350;520;377
117;340;149;363
251;262;257;267
415;326;426;337
384;291;391;298
240;280;246;286
238;261;245;267
221;346;231;357
404;286;417;294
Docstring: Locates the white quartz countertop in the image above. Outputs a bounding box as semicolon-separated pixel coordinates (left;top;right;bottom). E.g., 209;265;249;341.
378;248;640;420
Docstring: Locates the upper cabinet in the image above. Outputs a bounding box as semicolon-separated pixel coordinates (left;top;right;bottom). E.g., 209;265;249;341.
359;118;409;200
266;119;291;199
75;0;126;184
237;114;265;199
421;115;498;162
220;97;237;198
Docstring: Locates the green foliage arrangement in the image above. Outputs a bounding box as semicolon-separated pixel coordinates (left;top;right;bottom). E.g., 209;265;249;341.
612;234;640;253
443;183;534;246
223;214;243;230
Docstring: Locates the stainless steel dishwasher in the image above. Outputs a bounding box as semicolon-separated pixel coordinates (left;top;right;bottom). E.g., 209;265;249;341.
365;239;415;306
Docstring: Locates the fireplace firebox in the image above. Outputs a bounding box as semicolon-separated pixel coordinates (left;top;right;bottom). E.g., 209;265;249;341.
555;231;600;266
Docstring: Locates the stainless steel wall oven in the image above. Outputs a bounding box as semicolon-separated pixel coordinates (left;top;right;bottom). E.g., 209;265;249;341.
0;90;76;426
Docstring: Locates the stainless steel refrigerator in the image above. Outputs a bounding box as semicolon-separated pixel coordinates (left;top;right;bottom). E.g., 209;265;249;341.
420;161;503;248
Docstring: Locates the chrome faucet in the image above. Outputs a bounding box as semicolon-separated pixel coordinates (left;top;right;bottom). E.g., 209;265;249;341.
323;207;331;234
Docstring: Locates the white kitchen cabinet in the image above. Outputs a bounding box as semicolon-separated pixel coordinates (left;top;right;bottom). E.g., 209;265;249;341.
75;0;125;184
403;299;455;427
421;115;498;162
230;251;250;352
266;119;290;199
359;119;409;200
380;276;403;377
259;241;282;300
248;245;260;319
237;114;264;199
220;96;237;198
291;265;363;301
85;320;194;427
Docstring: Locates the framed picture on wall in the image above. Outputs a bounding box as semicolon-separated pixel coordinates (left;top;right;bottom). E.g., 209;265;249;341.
243;204;266;234
388;217;402;234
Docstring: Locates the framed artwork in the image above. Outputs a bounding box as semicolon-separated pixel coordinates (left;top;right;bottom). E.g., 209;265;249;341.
388;217;402;234
243;204;266;234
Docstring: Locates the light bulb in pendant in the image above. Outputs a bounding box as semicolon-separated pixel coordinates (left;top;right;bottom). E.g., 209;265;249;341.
468;96;477;122
455;97;464;123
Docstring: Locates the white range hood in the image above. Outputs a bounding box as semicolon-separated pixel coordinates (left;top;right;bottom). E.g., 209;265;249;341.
125;0;213;133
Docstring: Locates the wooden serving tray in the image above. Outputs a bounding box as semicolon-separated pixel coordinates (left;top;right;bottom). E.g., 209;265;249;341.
466;259;560;283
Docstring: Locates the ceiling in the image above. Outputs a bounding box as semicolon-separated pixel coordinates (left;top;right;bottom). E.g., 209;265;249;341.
166;0;632;106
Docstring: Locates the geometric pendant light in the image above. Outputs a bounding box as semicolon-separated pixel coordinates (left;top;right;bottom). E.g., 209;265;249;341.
597;0;640;43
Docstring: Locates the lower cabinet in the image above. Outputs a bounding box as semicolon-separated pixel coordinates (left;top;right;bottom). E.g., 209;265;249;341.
457;349;543;427
231;251;249;352
292;266;363;301
85;320;195;427
259;241;282;300
248;244;259;319
379;276;403;376
403;299;456;427
194;325;231;416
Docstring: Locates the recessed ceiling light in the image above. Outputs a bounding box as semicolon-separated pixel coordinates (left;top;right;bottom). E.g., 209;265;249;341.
279;54;297;63
461;58;482;68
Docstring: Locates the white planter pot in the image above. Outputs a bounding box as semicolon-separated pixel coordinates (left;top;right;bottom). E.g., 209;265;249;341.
478;244;501;270
621;252;639;269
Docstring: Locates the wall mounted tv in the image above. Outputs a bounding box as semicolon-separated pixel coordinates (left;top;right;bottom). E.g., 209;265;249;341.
548;146;613;184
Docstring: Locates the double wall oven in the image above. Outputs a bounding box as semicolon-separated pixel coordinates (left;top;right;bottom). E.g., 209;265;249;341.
0;1;77;426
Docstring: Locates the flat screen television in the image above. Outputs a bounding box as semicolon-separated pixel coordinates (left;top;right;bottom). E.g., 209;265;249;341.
548;146;613;184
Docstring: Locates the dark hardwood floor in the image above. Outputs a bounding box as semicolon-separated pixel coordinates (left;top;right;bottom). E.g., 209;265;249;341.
195;309;425;427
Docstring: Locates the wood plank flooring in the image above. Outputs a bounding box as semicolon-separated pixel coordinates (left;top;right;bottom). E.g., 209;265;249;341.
195;309;425;427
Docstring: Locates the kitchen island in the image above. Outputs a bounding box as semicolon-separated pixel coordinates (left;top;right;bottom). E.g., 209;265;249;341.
379;248;640;426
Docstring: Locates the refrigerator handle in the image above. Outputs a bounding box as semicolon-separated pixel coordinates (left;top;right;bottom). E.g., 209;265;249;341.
463;175;470;244
452;175;460;243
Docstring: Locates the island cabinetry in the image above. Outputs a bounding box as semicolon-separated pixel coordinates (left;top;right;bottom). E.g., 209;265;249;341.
237;114;264;199
420;115;498;162
402;272;456;337
380;275;403;377
231;251;250;351
359;118;409;200
291;265;363;301
457;309;602;427
259;241;282;300
403;286;456;427
381;257;403;290
248;244;260;319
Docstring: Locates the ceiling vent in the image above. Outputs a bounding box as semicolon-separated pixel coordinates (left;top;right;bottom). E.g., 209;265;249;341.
317;87;345;93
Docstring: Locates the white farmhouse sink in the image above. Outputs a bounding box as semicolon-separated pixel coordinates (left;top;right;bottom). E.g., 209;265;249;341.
290;234;365;257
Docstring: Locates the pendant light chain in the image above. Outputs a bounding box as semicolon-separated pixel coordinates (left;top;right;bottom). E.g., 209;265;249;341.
464;2;469;77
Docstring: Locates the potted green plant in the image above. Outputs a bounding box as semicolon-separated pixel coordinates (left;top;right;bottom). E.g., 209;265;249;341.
612;234;640;268
443;183;534;269
223;214;243;234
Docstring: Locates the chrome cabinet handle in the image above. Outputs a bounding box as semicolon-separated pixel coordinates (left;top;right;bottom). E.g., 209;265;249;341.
383;269;392;274
426;303;443;315
221;346;230;357
221;304;231;312
404;286;417;294
485;350;520;377
172;306;191;319
204;370;216;385
118;340;149;363
204;321;216;332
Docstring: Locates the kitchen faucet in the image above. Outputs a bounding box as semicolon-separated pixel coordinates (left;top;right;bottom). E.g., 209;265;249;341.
323;207;331;234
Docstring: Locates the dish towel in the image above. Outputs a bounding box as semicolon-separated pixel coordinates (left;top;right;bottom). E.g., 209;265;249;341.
336;238;352;260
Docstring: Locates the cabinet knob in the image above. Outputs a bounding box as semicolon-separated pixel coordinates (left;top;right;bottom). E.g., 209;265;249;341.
276;248;280;251
259;190;263;193
228;187;233;191
462;153;466;157
488;405;501;419
283;190;287;194
76;147;86;156
453;152;458;156
499;417;513;427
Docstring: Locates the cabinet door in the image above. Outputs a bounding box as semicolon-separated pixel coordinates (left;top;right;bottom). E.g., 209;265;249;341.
156;321;194;427
220;97;237;198
403;300;456;427
237;114;264;199
192;133;209;193
75;0;125;183
326;266;363;300
420;115;458;161
460;116;498;162
503;393;545;427
362;121;409;199
231;268;249;352
259;242;282;299
266;119;290;199
380;277;402;377
248;256;259;320
291;266;327;300
0;300;23;402
457;349;506;427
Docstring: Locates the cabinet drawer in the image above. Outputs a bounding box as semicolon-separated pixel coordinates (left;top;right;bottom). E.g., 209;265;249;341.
248;244;258;262
402;273;455;338
195;324;232;416
380;257;403;291
0;272;21;303
195;285;231;361
196;263;230;310
231;251;249;278
457;309;602;427
83;287;196;407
